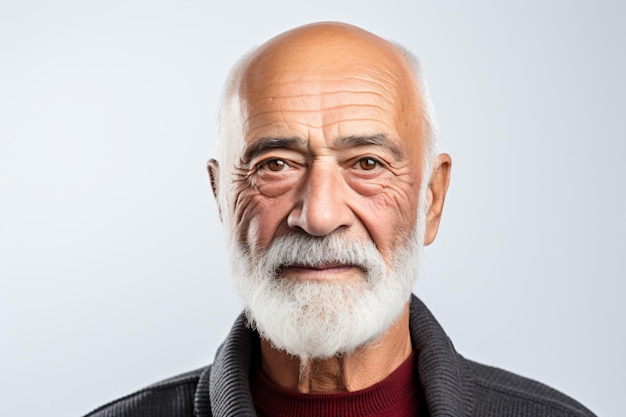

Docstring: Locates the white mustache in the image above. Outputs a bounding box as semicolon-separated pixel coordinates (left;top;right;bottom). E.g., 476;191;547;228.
258;234;384;279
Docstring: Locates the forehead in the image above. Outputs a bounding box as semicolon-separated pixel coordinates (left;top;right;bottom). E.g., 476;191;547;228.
238;43;423;154
245;75;401;138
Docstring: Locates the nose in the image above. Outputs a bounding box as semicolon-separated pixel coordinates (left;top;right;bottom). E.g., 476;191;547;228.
287;164;355;236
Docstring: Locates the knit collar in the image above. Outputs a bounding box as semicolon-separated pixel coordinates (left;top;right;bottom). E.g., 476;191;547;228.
194;295;474;417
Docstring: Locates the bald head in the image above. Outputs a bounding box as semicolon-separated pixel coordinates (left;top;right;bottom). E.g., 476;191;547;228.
218;22;437;169
242;23;415;95
212;23;448;248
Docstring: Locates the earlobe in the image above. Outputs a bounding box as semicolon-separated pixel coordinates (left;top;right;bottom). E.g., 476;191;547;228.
424;154;452;246
207;159;223;221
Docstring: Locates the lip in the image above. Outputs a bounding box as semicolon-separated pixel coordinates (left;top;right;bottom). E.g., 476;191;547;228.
278;263;361;280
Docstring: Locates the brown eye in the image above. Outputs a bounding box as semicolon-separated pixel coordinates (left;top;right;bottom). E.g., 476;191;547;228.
266;159;287;171
358;158;379;170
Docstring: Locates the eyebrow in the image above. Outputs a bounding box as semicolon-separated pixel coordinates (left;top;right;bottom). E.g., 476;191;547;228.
243;137;306;163
242;134;406;163
337;134;406;160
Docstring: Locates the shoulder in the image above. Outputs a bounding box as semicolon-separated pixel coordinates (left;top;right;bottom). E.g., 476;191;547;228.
465;359;596;417
83;366;210;417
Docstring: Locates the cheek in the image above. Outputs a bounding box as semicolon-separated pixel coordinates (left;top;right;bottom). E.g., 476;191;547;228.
234;191;292;254
232;170;303;253
355;179;421;259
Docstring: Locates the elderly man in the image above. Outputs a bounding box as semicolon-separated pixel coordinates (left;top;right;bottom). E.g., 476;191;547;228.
86;22;595;417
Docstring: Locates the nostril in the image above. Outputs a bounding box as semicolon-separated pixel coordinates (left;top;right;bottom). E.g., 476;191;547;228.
289;225;307;234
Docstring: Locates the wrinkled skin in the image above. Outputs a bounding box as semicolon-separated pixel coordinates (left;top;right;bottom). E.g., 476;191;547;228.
208;22;451;393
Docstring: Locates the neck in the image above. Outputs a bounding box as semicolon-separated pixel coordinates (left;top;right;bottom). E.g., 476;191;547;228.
259;304;412;393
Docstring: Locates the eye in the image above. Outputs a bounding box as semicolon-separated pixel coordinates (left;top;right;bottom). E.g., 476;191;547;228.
356;157;381;171
260;158;289;172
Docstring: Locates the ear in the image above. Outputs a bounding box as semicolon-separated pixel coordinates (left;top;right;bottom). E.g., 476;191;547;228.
207;159;223;221
424;153;451;246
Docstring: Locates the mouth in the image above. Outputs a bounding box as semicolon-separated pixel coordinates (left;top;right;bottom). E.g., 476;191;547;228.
275;263;364;280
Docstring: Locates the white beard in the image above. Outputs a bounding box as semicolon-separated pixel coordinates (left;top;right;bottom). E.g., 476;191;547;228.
226;171;429;361
229;223;424;361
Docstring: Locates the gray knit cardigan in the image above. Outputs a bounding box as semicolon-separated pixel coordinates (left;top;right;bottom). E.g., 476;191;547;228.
84;295;596;417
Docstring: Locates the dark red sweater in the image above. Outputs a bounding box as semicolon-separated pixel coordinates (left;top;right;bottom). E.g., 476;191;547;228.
250;352;424;417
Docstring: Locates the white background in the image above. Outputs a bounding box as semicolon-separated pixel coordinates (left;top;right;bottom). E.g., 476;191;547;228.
1;1;623;416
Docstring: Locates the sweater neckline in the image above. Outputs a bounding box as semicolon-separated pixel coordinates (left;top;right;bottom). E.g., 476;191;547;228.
195;296;473;417
250;351;419;417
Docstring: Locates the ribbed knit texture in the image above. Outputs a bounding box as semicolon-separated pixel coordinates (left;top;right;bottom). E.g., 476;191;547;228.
83;295;597;417
250;351;421;417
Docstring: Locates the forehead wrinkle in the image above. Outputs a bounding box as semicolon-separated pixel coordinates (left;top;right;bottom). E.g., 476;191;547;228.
246;117;393;133
254;75;398;89
245;120;323;135
247;70;399;86
248;103;391;117
245;74;400;101
246;90;395;108
340;73;401;97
